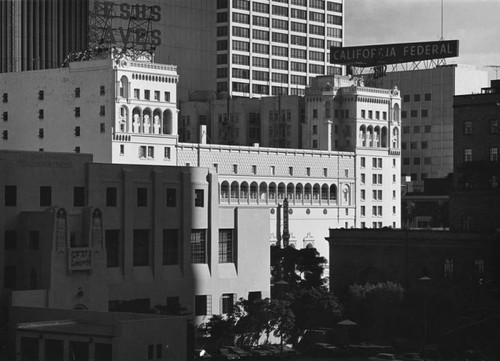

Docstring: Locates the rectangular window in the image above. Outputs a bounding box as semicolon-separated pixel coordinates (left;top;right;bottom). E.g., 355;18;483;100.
195;189;204;207
361;173;365;184
219;229;234;263
106;187;117;207
163;229;178;265
360;206;365;216
29;230;39;250
444;258;454;278
137;187;148;207
40;186;52;206
73;187;85;207
195;295;212;316
134;89;140;99
105;230;121;267
490;148;498;162
191;229;207;264
221;293;235;314
100;85;105;95
144;90;150;100
74;126;80;137
233;164;238;174
166;188;176;207
464;148;472;162
133;230;150;266
74;107;81;117
164;92;171;102
3;266;16;288
489;119;498;134
464;121;472;135
38;109;44;119
4;185;17;206
120;144;125;155
154;90;160;101
4;231;17;250
361;189;365;200
164;147;171;160
2;93;7;102
100;106;105;116
75;88;80;97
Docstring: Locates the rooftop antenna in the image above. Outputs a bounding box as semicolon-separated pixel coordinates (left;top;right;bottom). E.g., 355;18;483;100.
485;65;500;80
440;0;444;40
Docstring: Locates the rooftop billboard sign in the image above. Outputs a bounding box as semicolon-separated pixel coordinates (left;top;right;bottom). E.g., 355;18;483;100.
330;40;459;67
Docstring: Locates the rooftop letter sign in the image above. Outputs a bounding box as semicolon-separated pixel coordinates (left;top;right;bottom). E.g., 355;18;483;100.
330;40;459;67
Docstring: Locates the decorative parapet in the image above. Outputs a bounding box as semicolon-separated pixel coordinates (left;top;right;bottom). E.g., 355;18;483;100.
68;248;92;271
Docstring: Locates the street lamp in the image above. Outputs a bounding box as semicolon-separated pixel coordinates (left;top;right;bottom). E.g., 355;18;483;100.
419;276;431;360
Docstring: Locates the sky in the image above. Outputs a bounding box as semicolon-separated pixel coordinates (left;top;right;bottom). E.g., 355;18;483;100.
345;0;500;81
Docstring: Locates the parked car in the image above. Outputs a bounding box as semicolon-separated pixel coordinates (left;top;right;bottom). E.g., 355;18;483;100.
242;346;274;358
210;347;240;361
310;342;343;357
257;344;297;357
222;346;252;359
369;353;402;361
398;352;423;361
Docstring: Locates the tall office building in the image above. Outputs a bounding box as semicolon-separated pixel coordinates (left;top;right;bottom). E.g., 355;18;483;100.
1;0;344;101
373;65;488;189
215;0;343;98
0;0;88;73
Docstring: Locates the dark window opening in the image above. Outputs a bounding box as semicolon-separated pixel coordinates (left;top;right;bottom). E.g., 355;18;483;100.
106;187;117;207
4;185;17;206
105;230;121;267
73;187;85;207
40;186;52;206
166;188;176;207
163;229;178;265
137;187;148;207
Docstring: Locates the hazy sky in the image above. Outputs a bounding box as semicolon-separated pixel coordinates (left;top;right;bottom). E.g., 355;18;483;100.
345;0;500;81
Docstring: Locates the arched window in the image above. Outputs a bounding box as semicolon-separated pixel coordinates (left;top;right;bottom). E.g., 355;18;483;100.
287;183;294;200
220;181;229;199
278;183;286;200
295;183;303;200
360;125;366;147
163;109;173;134
143;108;152;134
240;182;249;199
259;182;268;200
374;126;381;147
132;107;142;133
153;109;162;134
393;103;400;123
367;126;373;147
269;183;277;200
381;126;388;147
250;182;258;200
304;183;312;200
329;184;337;200
231;181;239;199
313;184;320;200
321;184;328;200
119;75;129;98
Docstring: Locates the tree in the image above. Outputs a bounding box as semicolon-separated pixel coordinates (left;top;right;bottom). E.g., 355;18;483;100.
199;314;237;347
271;245;328;290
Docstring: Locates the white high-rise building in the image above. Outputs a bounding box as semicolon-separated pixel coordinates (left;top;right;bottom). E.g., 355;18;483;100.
215;0;344;97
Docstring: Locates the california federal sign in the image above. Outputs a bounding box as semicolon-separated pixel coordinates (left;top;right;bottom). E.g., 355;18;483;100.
330;40;459;67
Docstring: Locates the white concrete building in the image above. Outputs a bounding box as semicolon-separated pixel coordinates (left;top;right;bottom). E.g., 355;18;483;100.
0;51;401;279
